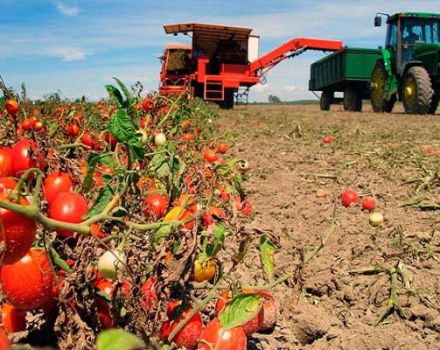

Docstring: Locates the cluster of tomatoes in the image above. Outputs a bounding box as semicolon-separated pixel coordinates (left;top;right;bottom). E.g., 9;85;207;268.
0;89;276;349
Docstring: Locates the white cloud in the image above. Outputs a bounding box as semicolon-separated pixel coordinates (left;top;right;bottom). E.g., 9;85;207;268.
46;47;87;61
55;2;79;17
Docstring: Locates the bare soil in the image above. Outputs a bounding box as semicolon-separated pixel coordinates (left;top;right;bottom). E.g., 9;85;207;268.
216;103;440;350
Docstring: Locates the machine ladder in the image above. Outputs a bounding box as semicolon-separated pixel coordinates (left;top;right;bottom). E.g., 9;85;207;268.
204;79;224;101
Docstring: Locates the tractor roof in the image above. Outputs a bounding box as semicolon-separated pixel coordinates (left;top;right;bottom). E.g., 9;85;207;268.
164;23;253;42
388;12;440;22
164;43;192;50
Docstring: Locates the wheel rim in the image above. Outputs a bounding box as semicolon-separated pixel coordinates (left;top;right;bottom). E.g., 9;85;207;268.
371;65;385;107
403;75;417;109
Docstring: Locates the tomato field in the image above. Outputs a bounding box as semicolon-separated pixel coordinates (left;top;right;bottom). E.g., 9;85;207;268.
0;82;440;350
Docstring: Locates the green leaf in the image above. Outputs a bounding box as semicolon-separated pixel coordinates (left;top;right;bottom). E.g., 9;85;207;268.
219;294;263;330
105;85;125;108
148;153;170;179
49;247;72;273
113;77;132;104
108;109;144;159
259;235;277;281
202;223;229;259
108;109;136;143
96;329;145;350
83;153;101;191
84;185;114;220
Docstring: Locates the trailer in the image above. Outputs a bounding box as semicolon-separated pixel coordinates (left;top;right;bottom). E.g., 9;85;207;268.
309;47;381;111
159;23;343;108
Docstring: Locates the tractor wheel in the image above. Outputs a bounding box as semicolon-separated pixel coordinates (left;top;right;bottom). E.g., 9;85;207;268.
219;89;234;110
343;86;362;112
428;93;439;115
402;66;433;115
320;90;332;111
370;61;396;113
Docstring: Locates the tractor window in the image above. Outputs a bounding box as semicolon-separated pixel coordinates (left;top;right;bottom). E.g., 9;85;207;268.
386;22;397;49
402;18;440;44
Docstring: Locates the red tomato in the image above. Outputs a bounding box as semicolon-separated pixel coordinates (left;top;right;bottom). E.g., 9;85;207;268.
341;189;359;207
202;206;226;227
183;133;194;142
1;303;26;333
11;140;45;177
215;290;233;315
362;196;377;212
43;171;73;204
217;143;228;154
48;192;88;238
81;132;94;147
0;249;54;310
235;197;252;216
104;132;117;150
322;135;334;144
0;195;36;264
159;301;203;350
203;150;218;163
0;177;17;194
66;123;80;137
197;318;246;350
20;118;34;131
142;97;155;112
242;289;278;331
140;276;157;310
0;328;10;349
0;148;13;177
96;297;114;329
142;194;169;219
5;99;19;115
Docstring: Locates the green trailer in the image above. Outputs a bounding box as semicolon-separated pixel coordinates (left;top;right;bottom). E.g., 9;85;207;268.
309;47;381;111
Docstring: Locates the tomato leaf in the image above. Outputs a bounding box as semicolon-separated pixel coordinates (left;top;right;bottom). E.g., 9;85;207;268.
105;85;125;108
219;294;263;330
108;109;144;159
113;77;132;105
148;153;170;179
259;235;277;281
83;153;101;190
96;329;145;350
49;247;72;273
201;223;230;260
84;185;114;220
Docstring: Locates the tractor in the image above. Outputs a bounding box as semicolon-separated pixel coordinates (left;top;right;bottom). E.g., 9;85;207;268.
159;23;343;108
371;12;440;114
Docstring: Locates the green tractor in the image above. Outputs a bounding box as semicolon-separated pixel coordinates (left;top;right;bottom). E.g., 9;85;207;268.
371;12;440;114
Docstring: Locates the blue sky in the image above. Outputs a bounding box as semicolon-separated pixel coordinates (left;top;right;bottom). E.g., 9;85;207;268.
0;1;438;101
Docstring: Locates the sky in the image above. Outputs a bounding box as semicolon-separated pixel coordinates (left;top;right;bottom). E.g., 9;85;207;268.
0;1;439;102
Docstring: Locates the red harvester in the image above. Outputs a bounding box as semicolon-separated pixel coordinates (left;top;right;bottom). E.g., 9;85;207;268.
159;22;343;108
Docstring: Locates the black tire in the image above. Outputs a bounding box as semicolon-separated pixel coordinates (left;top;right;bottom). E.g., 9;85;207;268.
219;89;234;109
429;93;439;115
402;66;433;115
320;90;332;111
343;86;362;112
370;61;396;113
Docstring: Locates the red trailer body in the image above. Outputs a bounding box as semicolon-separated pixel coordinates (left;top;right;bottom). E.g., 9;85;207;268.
159;22;343;108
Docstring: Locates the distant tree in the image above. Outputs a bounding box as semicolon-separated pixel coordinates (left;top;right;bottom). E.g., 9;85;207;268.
268;94;281;104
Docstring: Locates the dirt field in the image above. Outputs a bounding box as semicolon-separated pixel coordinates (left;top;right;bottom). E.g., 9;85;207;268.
215;103;440;350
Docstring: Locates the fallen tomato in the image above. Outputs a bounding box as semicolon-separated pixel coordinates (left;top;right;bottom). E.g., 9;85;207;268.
341;189;359;207
361;196;376;212
197;317;246;350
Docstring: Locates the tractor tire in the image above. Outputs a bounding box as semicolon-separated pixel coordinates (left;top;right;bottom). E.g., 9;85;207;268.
402;66;433;115
320;90;332;111
370;61;396;113
429;93;439;115
219;89;234;110
343;86;362;112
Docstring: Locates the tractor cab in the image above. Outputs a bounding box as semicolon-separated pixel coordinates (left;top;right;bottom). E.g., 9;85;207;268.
376;12;440;75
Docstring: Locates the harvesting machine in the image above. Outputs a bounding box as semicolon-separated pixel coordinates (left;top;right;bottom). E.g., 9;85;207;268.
159;23;343;108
